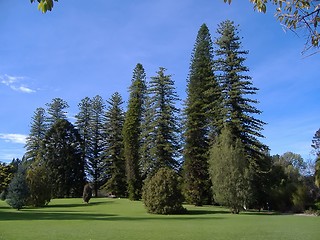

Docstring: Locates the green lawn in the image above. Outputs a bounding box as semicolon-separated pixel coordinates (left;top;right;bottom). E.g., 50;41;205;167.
0;198;319;240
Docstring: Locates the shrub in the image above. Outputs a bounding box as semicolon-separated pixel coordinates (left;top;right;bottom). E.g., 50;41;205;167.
83;183;92;203
142;167;186;214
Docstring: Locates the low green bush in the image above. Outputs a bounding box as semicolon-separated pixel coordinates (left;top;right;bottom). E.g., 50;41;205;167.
142;167;186;214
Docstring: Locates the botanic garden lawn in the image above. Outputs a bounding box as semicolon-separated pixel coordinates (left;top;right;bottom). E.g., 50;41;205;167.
0;198;319;240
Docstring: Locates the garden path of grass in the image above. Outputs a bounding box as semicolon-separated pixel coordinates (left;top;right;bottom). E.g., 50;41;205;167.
0;198;319;240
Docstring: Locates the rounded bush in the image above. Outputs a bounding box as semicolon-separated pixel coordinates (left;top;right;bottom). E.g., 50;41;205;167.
142;167;186;214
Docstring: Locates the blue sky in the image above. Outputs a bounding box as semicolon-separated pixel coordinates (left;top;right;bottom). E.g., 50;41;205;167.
0;0;319;163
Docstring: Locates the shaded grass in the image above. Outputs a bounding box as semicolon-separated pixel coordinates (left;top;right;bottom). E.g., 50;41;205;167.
0;198;319;240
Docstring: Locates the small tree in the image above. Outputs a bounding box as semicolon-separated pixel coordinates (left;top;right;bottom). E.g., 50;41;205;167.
83;183;92;203
6;164;29;210
142;168;186;215
209;127;252;214
26;159;51;207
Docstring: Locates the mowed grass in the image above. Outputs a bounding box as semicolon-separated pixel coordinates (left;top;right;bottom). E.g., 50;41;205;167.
0;198;319;240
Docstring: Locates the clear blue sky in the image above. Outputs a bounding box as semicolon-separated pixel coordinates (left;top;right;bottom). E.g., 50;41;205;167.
0;0;319;163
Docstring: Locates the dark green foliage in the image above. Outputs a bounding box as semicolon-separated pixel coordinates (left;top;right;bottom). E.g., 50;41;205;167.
103;92;127;197
83;183;92;203
25;107;48;162
42;119;86;198
183;23;216;206
267;153;309;212
26;159;51;207
87;95;106;197
75;96;106;197
123;63;147;200
6;164;29;210
209;127;252;214
142;168;186;214
141;67;181;174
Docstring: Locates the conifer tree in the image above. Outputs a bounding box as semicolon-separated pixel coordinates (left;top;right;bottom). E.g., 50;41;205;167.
142;67;181;173
88;95;106;197
214;20;269;206
25;107;48;162
42;119;85;198
103;92;126;197
183;24;216;205
6;164;29;210
46;98;69;126
123;63;147;200
75;97;93;180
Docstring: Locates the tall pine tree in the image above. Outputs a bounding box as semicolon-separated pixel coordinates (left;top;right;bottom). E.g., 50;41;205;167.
88;95;106;197
183;24;216;206
214;20;269;207
123;63;147;200
25;107;48;162
103;92;126;197
141;67;181;174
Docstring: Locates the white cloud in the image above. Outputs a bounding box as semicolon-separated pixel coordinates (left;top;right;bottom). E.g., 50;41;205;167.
0;74;36;93
0;133;27;144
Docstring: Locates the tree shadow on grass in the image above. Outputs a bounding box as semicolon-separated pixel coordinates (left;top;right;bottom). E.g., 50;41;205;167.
43;200;110;209
0;211;225;221
187;209;229;215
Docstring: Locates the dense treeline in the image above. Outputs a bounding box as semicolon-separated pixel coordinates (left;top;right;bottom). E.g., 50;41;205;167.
1;20;319;213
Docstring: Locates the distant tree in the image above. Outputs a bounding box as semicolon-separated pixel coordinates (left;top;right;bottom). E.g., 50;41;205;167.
0;163;15;200
87;95;106;197
26;158;51;207
209;127;252;214
46;98;69;126
6;164;29;210
268;152;308;212
311;128;320;156
25;107;48;162
42;119;86;198
123;63;147;200
315;155;320;187
183;23;215;206
142;167;186;214
103;92;127;197
224;0;320;53
142;67;181;173
82;183;92;203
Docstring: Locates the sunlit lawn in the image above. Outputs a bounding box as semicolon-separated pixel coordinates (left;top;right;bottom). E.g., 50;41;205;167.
0;198;319;240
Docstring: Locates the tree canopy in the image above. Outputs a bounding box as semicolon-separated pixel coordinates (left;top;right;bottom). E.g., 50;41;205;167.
224;0;320;53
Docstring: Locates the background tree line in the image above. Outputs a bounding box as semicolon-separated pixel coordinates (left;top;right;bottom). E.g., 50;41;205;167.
1;20;319;213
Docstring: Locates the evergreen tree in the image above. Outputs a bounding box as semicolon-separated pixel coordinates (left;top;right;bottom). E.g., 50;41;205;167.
142;67;181;173
183;24;216;206
103;92;126;197
75;97;93;180
25;107;48;162
42;119;85;198
88;95;106;197
6;164;29;210
46;98;69;126
214;20;269;206
209;126;252;214
123;63;147;200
